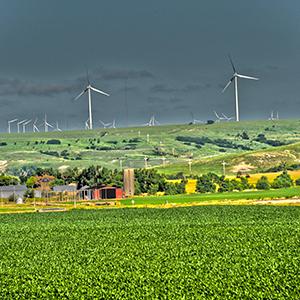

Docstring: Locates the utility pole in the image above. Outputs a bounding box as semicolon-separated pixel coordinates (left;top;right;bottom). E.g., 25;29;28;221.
144;157;148;169
162;157;166;167
222;161;227;176
146;134;150;143
119;159;123;170
188;158;192;174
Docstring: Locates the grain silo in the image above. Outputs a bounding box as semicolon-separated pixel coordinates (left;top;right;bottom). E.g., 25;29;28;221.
123;168;135;196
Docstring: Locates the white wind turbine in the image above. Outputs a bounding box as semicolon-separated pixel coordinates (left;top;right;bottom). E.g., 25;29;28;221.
222;55;259;122
74;73;109;130
22;119;32;133
17;119;27;134
99;120;112;128
8;119;18;134
33;119;40;132
44;114;53;132
85;119;90;130
55;121;62;132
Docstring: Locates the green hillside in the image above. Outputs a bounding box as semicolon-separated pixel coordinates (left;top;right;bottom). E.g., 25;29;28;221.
0;119;300;174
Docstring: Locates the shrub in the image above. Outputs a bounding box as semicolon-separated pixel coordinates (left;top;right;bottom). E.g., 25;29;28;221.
256;176;271;190
271;171;293;189
196;175;217;193
46;139;61;145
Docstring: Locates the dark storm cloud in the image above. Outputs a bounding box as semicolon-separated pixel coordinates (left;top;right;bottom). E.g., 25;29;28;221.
98;69;154;81
0;0;300;129
150;83;211;94
0;77;79;97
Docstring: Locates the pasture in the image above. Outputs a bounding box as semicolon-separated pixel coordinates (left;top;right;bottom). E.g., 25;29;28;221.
1;119;300;175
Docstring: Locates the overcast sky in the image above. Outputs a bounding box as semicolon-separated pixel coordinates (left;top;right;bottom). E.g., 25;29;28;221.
0;0;300;131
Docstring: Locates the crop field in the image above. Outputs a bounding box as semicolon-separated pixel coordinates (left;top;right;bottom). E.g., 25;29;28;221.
0;206;299;299
1;119;300;174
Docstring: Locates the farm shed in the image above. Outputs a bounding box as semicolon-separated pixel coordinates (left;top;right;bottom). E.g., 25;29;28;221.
0;185;27;199
93;187;123;200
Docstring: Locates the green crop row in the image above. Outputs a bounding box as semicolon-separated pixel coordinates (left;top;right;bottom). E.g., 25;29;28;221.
0;206;299;299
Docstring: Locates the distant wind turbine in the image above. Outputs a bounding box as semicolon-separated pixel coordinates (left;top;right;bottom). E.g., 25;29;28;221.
44;114;53;132
17;119;27;134
33;119;40;132
55;121;62;132
143;115;160;126
73;72;109;130
8;119;18;134
222;55;259;122
99;120;112;128
22;119;32;133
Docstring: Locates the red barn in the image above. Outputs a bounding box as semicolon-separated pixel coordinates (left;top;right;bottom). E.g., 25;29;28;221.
93;187;123;200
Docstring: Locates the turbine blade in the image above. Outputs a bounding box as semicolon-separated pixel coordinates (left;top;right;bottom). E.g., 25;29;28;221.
237;74;259;80
228;54;236;73
90;86;110;96
73;90;86;101
222;77;234;93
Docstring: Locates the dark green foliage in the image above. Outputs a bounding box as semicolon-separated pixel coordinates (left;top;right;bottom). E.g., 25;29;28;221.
271;171;294;189
176;136;251;150
256;176;271;190
164;181;186;195
134;169;166;195
46;139;61;145
0;142;7;146
255;133;286;147
196;174;217;193
0;174;20;186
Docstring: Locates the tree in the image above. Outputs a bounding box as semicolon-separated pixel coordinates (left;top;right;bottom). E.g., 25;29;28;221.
0;174;20;186
26;176;38;188
271;171;293;189
196;174;217;193
256;176;270;190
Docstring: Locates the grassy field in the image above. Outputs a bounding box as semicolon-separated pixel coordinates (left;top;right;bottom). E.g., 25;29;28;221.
1;119;300;175
0;206;299;299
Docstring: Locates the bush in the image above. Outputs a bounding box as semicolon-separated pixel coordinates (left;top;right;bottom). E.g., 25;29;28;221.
271;171;293;189
196;175;217;193
24;189;34;199
46;139;61;145
256;176;271;190
0;142;7;146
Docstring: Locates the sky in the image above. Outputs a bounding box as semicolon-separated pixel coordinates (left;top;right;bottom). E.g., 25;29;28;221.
0;0;300;131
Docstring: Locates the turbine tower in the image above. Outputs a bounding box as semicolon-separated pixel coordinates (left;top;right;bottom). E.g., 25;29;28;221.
22;119;32;133
44;114;53;132
74;73;109;130
222;55;259;122
17;119;27;134
8;119;18;134
33;119;40;132
55;121;62;132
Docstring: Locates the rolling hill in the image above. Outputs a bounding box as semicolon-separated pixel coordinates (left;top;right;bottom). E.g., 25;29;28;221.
0;119;300;175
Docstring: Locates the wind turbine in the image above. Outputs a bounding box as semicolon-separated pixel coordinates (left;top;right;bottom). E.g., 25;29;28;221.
73;72;109;130
99;120;112;128
33;119;40;132
110;119;116;129
44;114;53;132
17;119;27;134
221;113;233;121
8;119;18;134
55;121;62;132
22;119;32;133
222;55;259;122
144;115;160;126
85;119;90;130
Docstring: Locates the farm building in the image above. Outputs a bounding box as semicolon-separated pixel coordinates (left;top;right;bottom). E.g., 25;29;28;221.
93;187;123;200
0;185;27;199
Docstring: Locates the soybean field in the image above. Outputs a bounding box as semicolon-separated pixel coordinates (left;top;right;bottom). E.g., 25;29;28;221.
0;206;299;299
